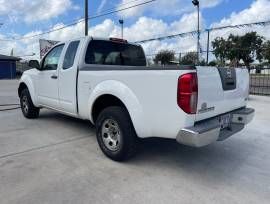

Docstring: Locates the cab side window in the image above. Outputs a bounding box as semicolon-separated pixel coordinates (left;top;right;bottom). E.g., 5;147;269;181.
42;44;64;71
63;41;80;70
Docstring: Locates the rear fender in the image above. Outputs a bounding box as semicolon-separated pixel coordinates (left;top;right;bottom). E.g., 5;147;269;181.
88;80;149;137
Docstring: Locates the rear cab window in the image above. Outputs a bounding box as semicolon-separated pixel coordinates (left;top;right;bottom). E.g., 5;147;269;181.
63;40;80;69
85;40;146;66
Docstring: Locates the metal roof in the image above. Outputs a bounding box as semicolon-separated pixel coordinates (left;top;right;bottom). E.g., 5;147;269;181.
0;54;20;61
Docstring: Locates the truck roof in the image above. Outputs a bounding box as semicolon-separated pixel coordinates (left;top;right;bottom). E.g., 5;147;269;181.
55;36;139;46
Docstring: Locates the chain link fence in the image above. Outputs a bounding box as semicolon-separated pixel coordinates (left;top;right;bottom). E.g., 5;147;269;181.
250;68;270;96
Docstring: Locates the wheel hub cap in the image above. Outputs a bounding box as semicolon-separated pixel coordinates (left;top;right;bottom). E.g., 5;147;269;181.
22;96;29;113
101;119;121;151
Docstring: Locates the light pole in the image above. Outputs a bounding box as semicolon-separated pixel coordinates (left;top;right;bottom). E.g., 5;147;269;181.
85;0;88;36
192;0;200;64
206;29;210;65
119;19;124;39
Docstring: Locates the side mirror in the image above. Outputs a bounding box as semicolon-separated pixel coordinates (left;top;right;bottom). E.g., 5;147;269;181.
28;60;40;70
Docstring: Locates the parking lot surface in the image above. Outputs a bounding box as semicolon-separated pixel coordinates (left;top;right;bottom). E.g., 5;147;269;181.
0;80;270;204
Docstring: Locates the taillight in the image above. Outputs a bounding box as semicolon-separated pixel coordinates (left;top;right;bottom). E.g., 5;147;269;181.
177;73;198;114
109;38;128;43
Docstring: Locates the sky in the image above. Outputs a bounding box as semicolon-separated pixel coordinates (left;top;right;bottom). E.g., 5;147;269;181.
0;0;269;60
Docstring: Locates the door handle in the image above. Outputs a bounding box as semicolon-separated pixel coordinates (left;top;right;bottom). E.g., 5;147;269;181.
51;75;58;79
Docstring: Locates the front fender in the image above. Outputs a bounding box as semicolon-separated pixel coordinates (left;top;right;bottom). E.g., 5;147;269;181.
19;74;38;107
88;80;149;138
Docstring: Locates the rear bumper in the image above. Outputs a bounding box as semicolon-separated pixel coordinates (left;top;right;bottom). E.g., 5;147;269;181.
176;108;255;147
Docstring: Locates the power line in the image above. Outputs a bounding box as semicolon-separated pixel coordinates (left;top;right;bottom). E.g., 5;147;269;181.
136;30;198;43
98;0;146;13
209;20;270;31
1;0;156;41
135;20;270;43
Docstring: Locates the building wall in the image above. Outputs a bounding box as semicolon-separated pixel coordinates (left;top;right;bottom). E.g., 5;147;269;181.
0;61;16;79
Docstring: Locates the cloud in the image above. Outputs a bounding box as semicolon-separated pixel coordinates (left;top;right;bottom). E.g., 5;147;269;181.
2;0;270;63
203;0;223;8
0;0;79;23
97;0;107;13
211;0;270;28
0;11;204;59
117;0;223;18
199;0;270;62
209;0;270;46
121;12;205;56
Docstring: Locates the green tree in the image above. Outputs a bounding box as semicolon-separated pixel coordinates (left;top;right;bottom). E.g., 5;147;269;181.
153;50;175;65
212;37;228;65
180;52;198;65
208;60;217;66
212;32;264;69
238;32;264;68
226;34;241;65
262;40;270;64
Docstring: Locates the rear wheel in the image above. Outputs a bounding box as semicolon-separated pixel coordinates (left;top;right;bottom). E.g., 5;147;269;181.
96;106;138;161
20;89;40;119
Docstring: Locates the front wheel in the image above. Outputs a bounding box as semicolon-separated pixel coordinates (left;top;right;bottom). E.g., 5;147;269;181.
96;106;138;161
20;89;40;119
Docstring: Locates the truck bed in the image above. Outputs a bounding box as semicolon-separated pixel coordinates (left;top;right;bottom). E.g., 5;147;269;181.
77;65;249;140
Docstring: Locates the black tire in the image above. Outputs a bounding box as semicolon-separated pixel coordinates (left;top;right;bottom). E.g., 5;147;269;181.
96;106;138;161
20;88;40;119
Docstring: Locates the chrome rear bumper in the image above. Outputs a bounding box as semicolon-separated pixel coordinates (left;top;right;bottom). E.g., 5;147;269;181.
176;108;255;147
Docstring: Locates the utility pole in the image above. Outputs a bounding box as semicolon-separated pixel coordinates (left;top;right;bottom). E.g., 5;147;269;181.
85;0;88;36
119;19;124;39
192;0;200;64
206;29;210;65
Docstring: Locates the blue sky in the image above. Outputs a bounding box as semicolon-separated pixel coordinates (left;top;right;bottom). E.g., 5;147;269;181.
0;0;255;37
0;0;269;57
202;0;254;26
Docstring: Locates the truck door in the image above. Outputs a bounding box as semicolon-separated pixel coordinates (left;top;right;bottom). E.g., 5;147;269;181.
58;40;81;114
37;44;65;109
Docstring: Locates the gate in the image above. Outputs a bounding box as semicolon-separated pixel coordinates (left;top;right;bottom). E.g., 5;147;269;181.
250;68;270;96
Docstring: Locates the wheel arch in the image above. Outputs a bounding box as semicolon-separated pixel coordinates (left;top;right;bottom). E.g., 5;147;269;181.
18;76;38;107
18;82;28;97
91;94;127;123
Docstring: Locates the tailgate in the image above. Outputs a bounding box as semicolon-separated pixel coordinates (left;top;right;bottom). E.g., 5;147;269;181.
196;66;249;121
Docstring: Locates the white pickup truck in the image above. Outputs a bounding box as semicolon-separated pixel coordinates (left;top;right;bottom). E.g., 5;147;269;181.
18;37;254;161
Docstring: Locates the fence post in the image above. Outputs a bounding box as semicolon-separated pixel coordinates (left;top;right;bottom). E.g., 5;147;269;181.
179;53;182;63
206;29;210;65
